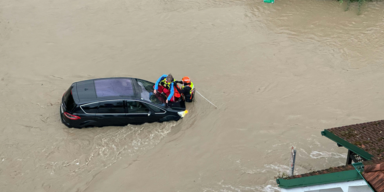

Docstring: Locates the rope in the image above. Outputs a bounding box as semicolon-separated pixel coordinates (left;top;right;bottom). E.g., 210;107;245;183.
196;91;218;109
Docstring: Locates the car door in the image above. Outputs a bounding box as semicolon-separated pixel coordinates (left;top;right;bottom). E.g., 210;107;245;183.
144;103;167;122
78;102;99;127
126;101;156;124
96;100;128;126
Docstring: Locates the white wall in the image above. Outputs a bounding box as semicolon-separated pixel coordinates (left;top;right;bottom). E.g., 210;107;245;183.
280;180;372;192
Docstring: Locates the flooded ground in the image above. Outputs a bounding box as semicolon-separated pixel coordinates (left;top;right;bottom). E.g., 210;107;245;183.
1;0;384;191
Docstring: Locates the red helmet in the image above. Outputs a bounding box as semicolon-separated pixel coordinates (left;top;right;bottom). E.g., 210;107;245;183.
182;76;191;84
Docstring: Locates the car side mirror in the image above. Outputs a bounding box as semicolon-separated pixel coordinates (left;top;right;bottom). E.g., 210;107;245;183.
148;111;152;116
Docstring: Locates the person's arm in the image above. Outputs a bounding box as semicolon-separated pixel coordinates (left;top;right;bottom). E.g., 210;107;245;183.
154;74;167;92
167;83;174;102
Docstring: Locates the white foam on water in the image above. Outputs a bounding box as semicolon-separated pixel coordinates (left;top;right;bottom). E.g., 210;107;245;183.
235;159;290;175
260;185;281;192
264;164;290;173
202;180;281;192
27;122;178;191
309;151;347;159
299;148;309;156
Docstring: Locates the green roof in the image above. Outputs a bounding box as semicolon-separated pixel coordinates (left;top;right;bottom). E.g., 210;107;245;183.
277;169;362;189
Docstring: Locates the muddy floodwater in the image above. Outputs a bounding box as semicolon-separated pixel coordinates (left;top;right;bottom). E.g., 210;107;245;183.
1;0;384;191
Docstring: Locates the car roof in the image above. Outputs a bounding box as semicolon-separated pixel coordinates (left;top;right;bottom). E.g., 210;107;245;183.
72;77;144;104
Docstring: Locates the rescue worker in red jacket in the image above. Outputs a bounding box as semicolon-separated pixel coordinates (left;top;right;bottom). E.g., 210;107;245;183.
154;74;181;104
175;76;195;102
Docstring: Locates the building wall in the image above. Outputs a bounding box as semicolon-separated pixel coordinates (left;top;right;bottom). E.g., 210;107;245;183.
280;180;372;192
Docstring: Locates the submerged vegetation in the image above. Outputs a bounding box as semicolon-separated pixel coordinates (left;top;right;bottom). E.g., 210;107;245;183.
338;0;378;14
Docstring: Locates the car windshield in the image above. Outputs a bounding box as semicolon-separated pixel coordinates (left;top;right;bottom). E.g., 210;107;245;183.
137;80;164;105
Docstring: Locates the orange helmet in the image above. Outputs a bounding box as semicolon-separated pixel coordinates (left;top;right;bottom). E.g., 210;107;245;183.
182;76;191;84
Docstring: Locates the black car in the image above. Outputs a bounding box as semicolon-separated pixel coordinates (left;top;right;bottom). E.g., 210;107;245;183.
60;77;188;128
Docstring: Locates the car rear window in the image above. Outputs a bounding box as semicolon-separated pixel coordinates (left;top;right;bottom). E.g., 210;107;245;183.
63;87;76;111
82;103;99;113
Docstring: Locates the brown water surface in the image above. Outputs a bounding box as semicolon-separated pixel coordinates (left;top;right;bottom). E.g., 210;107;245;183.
1;0;384;191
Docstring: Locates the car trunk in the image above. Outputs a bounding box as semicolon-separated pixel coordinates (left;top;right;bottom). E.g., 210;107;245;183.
63;86;77;112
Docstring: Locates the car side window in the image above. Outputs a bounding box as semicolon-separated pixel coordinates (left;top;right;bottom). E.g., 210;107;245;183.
98;100;124;113
127;101;149;113
82;103;99;113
